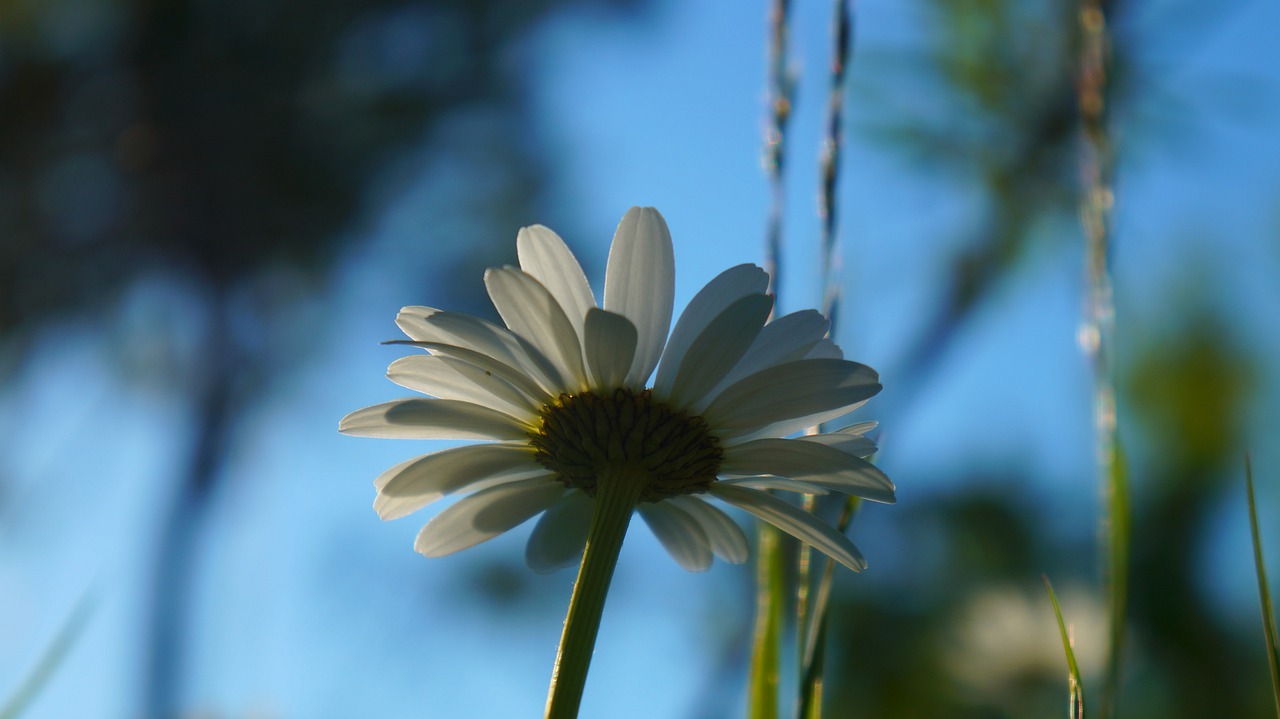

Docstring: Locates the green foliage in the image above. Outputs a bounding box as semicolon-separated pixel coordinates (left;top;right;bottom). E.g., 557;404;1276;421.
1045;575;1087;719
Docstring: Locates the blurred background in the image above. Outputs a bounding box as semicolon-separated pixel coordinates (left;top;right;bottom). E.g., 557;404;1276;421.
1;0;1278;717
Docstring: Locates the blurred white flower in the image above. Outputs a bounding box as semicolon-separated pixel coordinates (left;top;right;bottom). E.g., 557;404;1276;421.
340;206;892;572
945;583;1108;694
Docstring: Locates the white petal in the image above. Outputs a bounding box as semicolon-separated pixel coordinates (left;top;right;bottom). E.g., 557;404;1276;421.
717;476;833;494
638;502;713;572
397;307;529;372
583;308;638;391
395;305;442;340
707;310;830;402
517;225;597;344
805;338;844;360
390;339;552;405
722;403;872;446
702;359;880;434
414;476;567;557
394;308;560;395
485;267;586;391
525;489;594;574
661;294;774;408
339;399;531;440
387;355;539;419
604;207;675;388
836;420;878;436
654;264;768;395
722;438;895;503
421;310;562;395
709;483;867;572
800;432;878;458
668;495;748;564
374;443;543;520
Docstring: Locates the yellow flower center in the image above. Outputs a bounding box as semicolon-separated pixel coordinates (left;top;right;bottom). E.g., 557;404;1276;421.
529;388;723;502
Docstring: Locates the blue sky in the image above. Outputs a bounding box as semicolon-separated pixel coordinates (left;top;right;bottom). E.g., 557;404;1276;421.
3;0;1279;717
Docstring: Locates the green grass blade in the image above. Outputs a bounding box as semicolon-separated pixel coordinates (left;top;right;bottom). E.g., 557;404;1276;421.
0;595;93;719
1246;452;1280;717
1044;575;1087;719
748;522;785;719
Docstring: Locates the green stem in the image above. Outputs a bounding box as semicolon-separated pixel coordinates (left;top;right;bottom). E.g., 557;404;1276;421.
544;465;646;719
748;522;784;719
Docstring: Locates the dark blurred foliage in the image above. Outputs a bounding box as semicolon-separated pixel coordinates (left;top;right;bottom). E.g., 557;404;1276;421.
1121;311;1261;718
0;0;636;357
0;0;636;715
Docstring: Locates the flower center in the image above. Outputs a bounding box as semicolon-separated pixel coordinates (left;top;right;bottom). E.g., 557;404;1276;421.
528;388;723;502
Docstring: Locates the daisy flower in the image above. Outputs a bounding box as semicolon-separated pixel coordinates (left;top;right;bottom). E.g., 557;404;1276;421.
340;206;893;574
340;206;892;717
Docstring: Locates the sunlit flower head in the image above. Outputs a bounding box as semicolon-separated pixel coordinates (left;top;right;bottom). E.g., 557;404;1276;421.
340;207;893;573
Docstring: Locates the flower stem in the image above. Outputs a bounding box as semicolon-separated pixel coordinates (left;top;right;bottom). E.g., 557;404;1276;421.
544;465;646;719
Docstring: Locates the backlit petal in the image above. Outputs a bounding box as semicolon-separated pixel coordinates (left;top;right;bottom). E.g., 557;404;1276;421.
374;443;544;520
485;267;586;391
709;483;867;572
638;501;713;572
604;207;675;388
387;354;539;419
662;294;773;408
668;495;749;564
385;341;550;406
716;477;833;494
654;264;768;395
517;225;597;343
800;432;878;458
722;438;895;503
707;310;829;402
583;308;638;391
395;305;442;340
525;489;594;574
339;399;531;440
721;403;872;446
394;308;561;394
414;476;566;557
702;359;880;434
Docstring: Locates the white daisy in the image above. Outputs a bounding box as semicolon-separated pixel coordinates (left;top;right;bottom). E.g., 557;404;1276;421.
339;206;893;574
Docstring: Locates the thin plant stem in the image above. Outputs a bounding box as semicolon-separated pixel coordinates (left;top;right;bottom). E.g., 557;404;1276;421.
799;497;861;719
544;466;646;719
1245;453;1280;717
762;0;794;304
817;0;851;336
750;2;794;717
748;525;785;719
1076;1;1126;716
797;2;853;716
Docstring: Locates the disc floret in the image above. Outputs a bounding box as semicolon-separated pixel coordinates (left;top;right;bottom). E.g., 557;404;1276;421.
529;388;723;503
